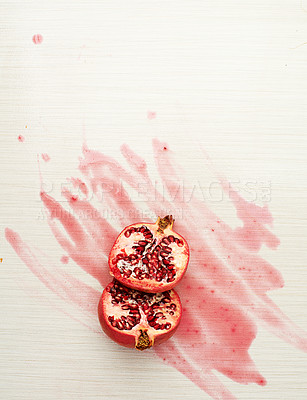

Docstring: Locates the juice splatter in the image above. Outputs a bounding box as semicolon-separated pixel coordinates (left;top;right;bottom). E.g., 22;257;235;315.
32;34;43;44
41;153;50;162
5;139;307;400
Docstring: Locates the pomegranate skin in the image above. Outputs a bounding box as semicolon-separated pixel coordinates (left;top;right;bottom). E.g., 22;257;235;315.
109;216;189;293
98;280;182;350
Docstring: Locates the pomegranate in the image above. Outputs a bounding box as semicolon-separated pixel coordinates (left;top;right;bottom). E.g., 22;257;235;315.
98;280;182;350
109;215;189;293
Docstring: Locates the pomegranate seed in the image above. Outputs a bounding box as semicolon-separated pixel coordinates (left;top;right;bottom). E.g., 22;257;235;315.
149;320;156;327
170;303;177;310
155;312;163;318
115;296;121;302
163;246;172;253
168;235;175;242
138;240;147;246
175;238;183;246
165;323;171;329
147;315;156;322
169;311;174;316
130;304;138;309
140;226;146;233
154;324;160;330
111;320;117;327
117;321;124;330
162;237;170;245
163;298;170;303
121;304;130;310
160;251;168;258
142;258;149;264
163;259;170;265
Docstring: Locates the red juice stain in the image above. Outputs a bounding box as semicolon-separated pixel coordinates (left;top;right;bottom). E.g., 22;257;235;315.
41;153;50;162
147;111;156;120
61;255;69;264
5;139;307;400
32;34;43;44
18;135;25;142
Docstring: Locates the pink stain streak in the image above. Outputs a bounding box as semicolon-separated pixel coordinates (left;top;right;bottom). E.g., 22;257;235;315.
32;34;43;44
18;135;25;142
6;139;307;400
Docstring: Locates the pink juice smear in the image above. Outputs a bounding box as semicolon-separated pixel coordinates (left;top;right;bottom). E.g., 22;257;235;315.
32;34;43;44
6;139;307;400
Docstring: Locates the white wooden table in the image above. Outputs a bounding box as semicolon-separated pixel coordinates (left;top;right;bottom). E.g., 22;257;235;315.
1;1;307;399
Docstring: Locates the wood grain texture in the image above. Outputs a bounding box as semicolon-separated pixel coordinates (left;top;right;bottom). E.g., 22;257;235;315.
1;1;307;399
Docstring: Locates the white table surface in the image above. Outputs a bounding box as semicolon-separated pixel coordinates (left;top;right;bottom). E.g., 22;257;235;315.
1;1;307;399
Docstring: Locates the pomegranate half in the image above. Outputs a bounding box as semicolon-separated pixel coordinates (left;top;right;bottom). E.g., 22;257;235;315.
109;215;189;293
98;280;182;350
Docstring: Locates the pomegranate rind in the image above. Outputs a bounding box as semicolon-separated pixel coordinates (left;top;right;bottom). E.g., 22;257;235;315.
108;220;189;293
98;281;182;350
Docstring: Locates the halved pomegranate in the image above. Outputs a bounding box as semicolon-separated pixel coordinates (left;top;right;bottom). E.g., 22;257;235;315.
109;215;189;293
98;280;182;350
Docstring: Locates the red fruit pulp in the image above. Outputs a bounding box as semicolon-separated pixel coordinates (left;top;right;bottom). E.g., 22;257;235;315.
98;280;182;350
109;216;189;293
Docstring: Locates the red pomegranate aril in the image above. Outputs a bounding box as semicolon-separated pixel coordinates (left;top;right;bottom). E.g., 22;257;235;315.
162;237;170;245
155;312;163;318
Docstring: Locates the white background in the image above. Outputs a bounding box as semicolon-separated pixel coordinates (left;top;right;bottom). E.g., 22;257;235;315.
1;1;307;399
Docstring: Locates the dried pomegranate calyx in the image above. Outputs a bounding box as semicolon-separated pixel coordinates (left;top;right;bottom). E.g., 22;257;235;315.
135;330;152;351
157;215;174;233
